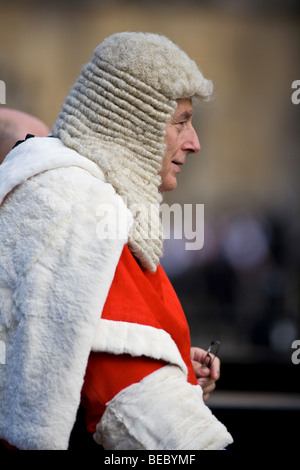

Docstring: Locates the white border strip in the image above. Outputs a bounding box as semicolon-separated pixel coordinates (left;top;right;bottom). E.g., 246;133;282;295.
91;318;188;376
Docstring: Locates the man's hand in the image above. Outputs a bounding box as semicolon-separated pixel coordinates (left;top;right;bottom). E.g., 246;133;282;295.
190;347;220;402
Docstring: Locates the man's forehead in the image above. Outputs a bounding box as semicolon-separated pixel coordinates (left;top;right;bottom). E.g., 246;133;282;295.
174;98;194;118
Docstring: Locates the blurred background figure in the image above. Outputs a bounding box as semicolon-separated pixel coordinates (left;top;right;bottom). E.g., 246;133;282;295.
0;107;50;163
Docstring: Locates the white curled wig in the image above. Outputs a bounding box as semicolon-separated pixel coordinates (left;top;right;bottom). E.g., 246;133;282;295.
52;32;213;271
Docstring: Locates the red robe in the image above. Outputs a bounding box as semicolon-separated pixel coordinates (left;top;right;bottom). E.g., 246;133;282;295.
81;245;198;434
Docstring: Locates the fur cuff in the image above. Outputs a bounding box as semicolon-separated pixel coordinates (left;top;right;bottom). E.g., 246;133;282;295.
92;319;187;375
94;365;233;450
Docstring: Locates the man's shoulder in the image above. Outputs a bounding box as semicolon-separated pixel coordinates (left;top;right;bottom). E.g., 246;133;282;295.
0;136;104;203
31;164;124;215
1;137;132;234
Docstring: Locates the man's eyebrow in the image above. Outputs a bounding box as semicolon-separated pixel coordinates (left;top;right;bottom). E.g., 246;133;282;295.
175;110;193;120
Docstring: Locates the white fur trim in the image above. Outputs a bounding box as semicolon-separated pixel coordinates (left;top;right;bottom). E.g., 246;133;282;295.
0;139;132;449
94;365;233;450
92;319;187;375
0;136;104;205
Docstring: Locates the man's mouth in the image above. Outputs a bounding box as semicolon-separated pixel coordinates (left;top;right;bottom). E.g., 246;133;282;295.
172;160;184;172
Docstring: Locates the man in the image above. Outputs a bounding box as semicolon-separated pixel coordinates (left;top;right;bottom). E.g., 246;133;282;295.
0;32;233;450
0;107;50;163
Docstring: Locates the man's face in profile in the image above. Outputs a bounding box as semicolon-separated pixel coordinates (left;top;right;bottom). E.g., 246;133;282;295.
159;98;200;192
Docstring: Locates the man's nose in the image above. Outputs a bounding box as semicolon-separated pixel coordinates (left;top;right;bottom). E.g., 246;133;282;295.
183;126;201;153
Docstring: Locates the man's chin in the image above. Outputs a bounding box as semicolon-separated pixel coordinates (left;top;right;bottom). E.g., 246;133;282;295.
159;179;177;192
